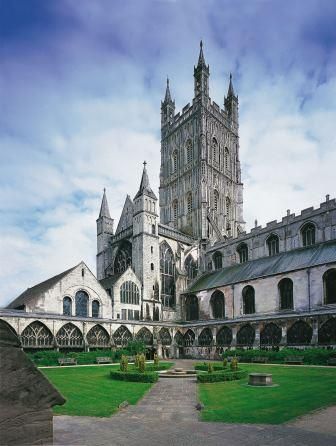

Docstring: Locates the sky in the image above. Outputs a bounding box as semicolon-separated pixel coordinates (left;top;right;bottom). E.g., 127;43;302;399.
0;0;336;306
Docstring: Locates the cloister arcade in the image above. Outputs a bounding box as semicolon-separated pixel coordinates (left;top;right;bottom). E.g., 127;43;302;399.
3;314;336;358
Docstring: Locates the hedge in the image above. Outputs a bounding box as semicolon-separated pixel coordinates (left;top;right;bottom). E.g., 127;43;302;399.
27;349;118;366
195;363;227;372
222;348;336;365
110;370;158;382
197;369;247;383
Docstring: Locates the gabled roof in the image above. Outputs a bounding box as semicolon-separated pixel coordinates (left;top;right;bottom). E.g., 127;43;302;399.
115;194;134;234
188;240;336;293
7;264;80;309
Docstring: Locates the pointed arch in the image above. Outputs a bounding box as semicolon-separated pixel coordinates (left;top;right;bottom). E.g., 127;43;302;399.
174;331;184;347
21;321;54;348
185;294;199;321
237;243;248;263
267;233;279;256
210;290;225;319
92;300;100;318
86;324;110;348
198;327;213;346
216;326;232;346
242;285;255;314
56;323;83;348
237;324;255;346
260;323;282;346
186;139;193;164
75;290;89;317
160;241;175;308
113;325;132;347
114;241;132;274
287;320;312;345
136;327;153;345
185;254;198;281
301;222;316;247
279;278;293;310
212;137;218;164
184;329;195;347
172;150;178;173
63;296;72;316
213;251;223;270
318;318;336;345
159;327;172;345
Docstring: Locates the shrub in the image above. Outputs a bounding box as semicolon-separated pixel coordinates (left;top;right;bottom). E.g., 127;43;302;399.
153;353;159;368
223;358;228;368
26;349;116;366
208;362;214;373
230;356;238;371
134;353;140;368
125;340;146;355
110;370;158;383
138;354;146;373
197;369;247;383
194;363;226;372
120;355;128;372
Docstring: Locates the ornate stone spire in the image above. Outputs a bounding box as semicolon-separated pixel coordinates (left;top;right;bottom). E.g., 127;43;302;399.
164;77;173;103
227;73;235;97
197;40;206;67
134;162;157;200
99;188;111;218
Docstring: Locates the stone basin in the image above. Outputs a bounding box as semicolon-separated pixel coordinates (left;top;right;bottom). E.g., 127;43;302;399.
248;373;273;386
159;368;197;378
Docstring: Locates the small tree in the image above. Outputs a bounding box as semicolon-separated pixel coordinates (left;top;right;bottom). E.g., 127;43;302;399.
153;353;159;368
120;354;128;372
230;356;238;371
126;340;146;355
208;362;213;374
223;357;228;368
135;353;140;368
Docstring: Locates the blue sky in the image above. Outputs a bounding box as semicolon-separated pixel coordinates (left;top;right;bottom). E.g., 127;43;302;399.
1;0;336;306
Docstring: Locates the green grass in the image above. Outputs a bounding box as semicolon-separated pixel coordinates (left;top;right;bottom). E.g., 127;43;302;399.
42;362;173;417
199;364;336;424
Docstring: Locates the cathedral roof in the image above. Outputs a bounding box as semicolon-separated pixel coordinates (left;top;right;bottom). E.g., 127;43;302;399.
134;162;157;200
188;239;336;293
7;264;80;309
99;188;111;218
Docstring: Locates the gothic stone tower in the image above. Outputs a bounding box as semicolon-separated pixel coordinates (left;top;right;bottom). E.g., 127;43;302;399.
159;42;244;241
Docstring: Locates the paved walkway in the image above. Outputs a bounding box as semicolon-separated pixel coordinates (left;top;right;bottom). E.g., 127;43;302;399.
54;360;336;446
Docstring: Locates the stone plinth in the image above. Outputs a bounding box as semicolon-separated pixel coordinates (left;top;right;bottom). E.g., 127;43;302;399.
248;373;273;386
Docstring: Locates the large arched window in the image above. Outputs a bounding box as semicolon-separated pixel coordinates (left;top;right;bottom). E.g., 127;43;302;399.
237;243;248;263
21;321;53;348
267;234;279;256
185;254;198;281
287;320;312;345
159;327;172;345
242;286;255;314
114;241;132;273
186;139;192;164
113;325;132;347
214;190;219;213
279;278;293;310
136;327;153;345
92;300;100;318
216;326;232;346
174;331;184;347
56;323;83;348
318;318;336;345
323;269;336;304
260;323;282;346
210;290;225;319
184;329;195;346
75;291;89;317
160;242;175;308
185;295;199;321
301;222;316;247
87;325;110;348
237;324;255;346
213;251;223;270
120;281;140;305
198;328;213;346
63;297;72;316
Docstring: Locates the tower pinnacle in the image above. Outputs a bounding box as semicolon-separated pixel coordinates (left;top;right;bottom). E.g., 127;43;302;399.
134;162;157;200
99;188;111;218
164;78;173;103
227;72;235;97
197;40;206;67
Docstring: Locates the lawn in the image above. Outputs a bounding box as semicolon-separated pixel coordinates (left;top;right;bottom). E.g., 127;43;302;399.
198;364;336;424
42;362;173;417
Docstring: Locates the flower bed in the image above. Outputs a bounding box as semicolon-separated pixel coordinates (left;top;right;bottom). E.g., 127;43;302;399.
197;369;247;383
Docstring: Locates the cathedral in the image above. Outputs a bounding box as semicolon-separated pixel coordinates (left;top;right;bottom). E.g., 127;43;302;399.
1;43;336;357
